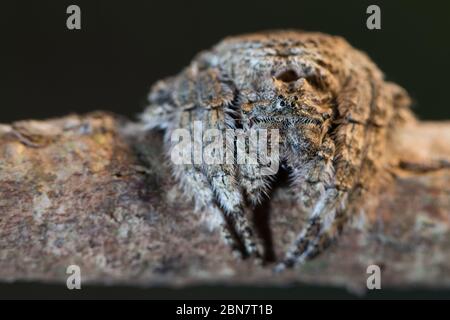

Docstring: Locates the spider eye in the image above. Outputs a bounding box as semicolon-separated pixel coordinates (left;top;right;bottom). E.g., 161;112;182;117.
276;99;286;109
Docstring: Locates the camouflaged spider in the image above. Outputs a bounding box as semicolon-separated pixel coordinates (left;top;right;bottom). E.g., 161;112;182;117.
141;31;412;271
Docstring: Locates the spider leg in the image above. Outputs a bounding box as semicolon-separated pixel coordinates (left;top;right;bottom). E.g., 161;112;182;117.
239;163;273;206
275;135;341;271
237;127;279;206
167;108;245;258
275;141;367;272
202;104;263;259
274;188;348;272
178;106;261;260
148;65;262;259
141;77;178;130
178;163;245;258
276;68;387;271
281;120;391;270
203;163;262;259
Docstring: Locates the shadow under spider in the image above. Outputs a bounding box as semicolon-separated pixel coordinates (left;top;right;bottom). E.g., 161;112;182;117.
250;163;291;264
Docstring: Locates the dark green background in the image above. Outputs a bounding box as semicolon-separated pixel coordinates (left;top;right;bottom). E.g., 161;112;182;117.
1;0;449;299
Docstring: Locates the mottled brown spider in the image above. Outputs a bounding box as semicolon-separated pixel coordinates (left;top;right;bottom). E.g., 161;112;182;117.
141;31;413;271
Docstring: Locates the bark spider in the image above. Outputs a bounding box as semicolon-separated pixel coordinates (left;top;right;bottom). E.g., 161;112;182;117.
141;31;412;271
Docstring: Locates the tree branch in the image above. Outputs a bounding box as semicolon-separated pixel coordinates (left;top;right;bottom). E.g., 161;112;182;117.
0;112;449;292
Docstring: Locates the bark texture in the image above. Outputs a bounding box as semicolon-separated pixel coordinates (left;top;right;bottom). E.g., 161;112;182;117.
0;112;449;292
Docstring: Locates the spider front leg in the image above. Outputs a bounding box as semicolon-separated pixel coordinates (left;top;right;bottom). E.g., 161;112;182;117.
175;164;245;259
274;135;343;271
203;162;263;260
176;106;261;260
238;163;273;206
274;68;384;271
274;187;348;272
168;108;246;258
202;109;263;260
236;128;276;207
275;117;377;271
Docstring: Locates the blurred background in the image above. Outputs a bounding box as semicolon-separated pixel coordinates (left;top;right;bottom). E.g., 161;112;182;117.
1;0;449;124
1;0;450;299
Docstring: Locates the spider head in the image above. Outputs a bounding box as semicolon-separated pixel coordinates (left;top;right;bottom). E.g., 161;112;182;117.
241;76;333;133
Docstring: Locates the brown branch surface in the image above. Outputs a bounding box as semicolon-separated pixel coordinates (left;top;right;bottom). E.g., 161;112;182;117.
0;112;449;292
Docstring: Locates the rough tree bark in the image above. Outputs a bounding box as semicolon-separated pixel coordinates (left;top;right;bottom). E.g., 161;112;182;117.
0;112;449;292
